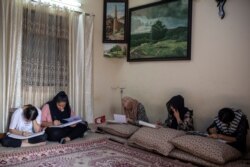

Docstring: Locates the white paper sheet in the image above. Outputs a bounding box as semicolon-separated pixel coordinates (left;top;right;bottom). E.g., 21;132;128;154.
114;114;127;123
138;120;157;128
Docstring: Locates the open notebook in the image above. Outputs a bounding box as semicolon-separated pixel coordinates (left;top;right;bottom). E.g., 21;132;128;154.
186;131;227;143
50;116;83;128
186;131;209;137
7;131;45;140
107;114;127;124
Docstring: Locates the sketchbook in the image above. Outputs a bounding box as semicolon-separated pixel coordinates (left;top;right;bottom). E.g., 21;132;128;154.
7;131;45;140
50;116;83;128
107;114;127;124
138;120;157;128
186;131;228;143
186;131;209;137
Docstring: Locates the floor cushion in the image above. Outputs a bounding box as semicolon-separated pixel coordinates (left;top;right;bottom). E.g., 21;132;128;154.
128;127;185;156
170;135;242;165
97;123;139;138
169;148;221;167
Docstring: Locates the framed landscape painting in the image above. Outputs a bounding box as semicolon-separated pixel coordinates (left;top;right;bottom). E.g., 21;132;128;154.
104;44;127;58
127;0;192;61
103;0;128;43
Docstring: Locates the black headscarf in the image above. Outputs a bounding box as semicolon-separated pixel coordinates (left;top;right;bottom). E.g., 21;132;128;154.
47;91;71;121
166;95;191;129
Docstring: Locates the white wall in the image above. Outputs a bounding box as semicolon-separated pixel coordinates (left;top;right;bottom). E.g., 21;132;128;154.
84;0;250;131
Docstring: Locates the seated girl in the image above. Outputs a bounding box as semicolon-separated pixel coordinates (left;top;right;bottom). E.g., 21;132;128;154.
122;96;149;125
163;95;194;131
1;105;47;147
41;91;87;144
207;108;249;153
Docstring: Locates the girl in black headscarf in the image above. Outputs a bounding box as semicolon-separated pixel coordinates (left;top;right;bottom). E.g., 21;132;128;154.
41;91;87;144
164;95;194;131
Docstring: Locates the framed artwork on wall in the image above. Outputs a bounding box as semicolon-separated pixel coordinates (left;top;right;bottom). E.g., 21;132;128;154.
127;0;192;62
104;43;127;58
103;0;128;43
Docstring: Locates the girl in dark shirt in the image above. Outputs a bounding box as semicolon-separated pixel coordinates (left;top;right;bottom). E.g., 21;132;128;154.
207;108;249;153
42;91;87;144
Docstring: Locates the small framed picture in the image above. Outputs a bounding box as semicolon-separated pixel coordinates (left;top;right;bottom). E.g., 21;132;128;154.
104;43;127;58
103;0;128;43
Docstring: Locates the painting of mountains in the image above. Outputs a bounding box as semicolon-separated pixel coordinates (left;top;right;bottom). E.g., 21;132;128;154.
128;0;192;61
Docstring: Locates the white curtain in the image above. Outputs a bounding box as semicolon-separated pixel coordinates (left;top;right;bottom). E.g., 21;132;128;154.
69;13;94;123
0;0;23;132
21;2;70;107
22;2;94;122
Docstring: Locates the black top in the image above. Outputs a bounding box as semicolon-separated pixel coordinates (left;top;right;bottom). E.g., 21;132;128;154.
47;92;71;122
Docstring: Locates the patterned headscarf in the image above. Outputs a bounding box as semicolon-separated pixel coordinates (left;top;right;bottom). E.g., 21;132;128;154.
122;96;139;121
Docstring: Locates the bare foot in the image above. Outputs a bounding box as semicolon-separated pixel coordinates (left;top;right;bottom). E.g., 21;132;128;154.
59;137;71;144
65;137;71;142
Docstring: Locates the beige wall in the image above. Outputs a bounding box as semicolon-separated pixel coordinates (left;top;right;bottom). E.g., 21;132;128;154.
84;0;250;131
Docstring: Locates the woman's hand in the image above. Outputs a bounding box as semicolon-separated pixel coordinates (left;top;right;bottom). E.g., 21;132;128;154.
126;118;134;123
171;107;181;123
70;124;76;127
127;118;138;126
156;120;163;126
53;120;61;126
32;120;41;132
208;127;217;134
209;133;223;140
22;131;32;137
155;124;163;128
209;133;218;139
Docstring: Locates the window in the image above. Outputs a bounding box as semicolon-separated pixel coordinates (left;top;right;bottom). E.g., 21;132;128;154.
22;8;69;87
